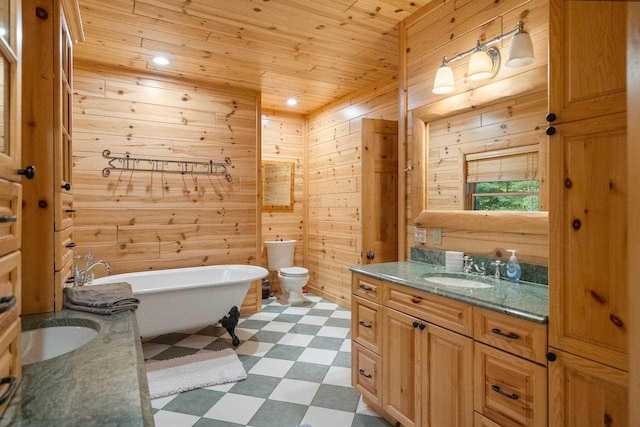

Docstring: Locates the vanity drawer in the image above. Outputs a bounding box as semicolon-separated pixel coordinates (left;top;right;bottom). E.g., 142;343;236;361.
473;308;547;365
55;227;75;272
474;412;503;427
352;273;382;304
0;318;20;417
0;251;20;315
352;342;382;407
383;281;473;336
474;343;547;427
352;296;382;354
0;180;21;259
55;192;74;231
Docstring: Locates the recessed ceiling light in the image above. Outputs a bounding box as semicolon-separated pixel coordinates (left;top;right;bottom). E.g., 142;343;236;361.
286;98;298;106
152;56;170;66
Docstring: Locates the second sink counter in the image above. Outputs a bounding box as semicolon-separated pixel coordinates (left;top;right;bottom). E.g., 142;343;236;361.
350;261;548;324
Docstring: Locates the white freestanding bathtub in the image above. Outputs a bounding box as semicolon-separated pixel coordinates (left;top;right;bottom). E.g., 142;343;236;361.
91;265;268;338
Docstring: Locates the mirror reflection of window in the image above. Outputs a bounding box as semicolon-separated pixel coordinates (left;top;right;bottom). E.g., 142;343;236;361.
262;161;294;210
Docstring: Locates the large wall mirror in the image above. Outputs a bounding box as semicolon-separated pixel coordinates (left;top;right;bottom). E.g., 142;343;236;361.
262;160;294;210
423;90;547;213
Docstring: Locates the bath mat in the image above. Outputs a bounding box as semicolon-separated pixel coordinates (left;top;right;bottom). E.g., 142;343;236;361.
145;349;247;399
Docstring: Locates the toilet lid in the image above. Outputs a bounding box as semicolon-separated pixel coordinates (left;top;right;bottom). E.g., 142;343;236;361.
280;267;308;277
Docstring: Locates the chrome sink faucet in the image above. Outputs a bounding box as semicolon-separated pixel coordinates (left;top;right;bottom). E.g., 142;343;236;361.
491;260;505;280
72;253;111;287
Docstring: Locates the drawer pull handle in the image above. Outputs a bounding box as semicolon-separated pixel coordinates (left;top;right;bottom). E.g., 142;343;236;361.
65;242;77;248
491;328;520;339
65;209;76;213
0;215;16;223
491;385;519;400
0;296;16;314
65;276;75;284
411;296;422;304
358;369;372;379
358;321;372;329
359;284;373;291
0;376;17;405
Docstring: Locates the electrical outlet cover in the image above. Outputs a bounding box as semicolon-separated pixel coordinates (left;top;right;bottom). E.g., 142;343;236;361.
433;228;442;245
414;227;427;244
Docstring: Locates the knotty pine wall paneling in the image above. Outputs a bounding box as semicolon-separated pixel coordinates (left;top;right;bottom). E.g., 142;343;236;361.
72;64;262;313
402;0;550;263
307;77;398;307
261;110;305;293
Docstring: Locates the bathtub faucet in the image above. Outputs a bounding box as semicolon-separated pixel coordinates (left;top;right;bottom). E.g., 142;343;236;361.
72;253;111;287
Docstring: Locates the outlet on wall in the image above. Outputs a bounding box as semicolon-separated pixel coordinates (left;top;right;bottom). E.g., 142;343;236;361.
414;227;427;244
433;228;442;245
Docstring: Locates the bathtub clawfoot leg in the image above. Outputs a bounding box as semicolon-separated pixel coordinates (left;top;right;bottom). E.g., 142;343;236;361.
219;306;241;346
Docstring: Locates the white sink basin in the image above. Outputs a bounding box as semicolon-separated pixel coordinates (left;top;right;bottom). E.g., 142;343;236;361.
21;326;99;365
425;276;494;289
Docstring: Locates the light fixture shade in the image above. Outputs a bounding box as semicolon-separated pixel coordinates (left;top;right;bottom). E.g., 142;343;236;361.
468;50;494;81
432;65;455;94
505;31;535;67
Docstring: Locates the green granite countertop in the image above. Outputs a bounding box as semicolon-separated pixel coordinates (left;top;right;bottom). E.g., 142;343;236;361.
1;283;154;427
350;261;548;323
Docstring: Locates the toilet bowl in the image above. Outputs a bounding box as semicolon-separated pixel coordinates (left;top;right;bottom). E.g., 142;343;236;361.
264;240;310;306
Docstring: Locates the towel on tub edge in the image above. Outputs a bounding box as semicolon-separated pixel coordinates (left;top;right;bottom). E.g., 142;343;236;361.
63;286;140;314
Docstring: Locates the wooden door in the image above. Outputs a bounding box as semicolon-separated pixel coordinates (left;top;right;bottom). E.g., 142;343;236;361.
548;114;627;370
548;349;628;426
382;307;420;427
421;322;473;427
362;119;398;265
0;0;21;416
549;0;627;124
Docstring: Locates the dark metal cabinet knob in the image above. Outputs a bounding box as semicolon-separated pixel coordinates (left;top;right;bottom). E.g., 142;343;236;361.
546;126;556;136
546;352;557;362
18;165;35;179
61;182;71;191
412;322;419;329
366;251;374;260
546;113;557;122
418;324;425;331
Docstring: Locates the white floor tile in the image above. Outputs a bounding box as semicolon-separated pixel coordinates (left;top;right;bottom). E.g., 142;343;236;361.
175;335;217;349
249;312;280;321
314;302;339;311
297;348;338;366
235;341;274;357
154;410;200;427
330;310;351;319
203;393;265;425
142;342;170;359
282;307;311;315
305;295;323;302
151;394;178;410
222;328;259;341
298;315;328;326
301;406;355;427
339;339;352;353
277;333;314;347
323;366;352;387
261;321;295;333
317;326;350;339
268;378;321;405
249;357;295;377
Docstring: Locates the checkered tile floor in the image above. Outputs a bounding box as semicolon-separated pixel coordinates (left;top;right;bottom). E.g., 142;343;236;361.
143;294;391;427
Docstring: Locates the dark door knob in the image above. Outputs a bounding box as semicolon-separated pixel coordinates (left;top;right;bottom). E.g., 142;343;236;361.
18;165;35;179
61;182;71;191
546;113;557;122
366;251;374;260
546;352;557;362
545;126;556;136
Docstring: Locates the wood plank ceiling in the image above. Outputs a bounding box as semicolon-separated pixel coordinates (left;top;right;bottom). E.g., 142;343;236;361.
74;0;427;113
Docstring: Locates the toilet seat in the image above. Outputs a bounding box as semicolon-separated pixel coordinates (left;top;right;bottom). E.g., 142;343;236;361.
279;267;308;277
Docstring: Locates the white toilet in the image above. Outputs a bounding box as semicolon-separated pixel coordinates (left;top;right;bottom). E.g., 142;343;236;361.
265;240;310;305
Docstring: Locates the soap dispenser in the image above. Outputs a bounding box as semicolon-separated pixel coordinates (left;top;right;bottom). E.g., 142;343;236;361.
506;249;522;283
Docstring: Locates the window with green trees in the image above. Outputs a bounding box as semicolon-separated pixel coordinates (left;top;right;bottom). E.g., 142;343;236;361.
470;180;539;211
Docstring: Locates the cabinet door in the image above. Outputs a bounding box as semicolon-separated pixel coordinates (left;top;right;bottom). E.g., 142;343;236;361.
548;348;628;426
549;0;627;124
548;114;627;370
0;0;20;182
55;6;73;195
382;307;420;427
422;323;473;427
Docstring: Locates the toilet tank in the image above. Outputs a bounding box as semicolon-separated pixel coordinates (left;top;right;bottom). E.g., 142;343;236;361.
265;240;297;271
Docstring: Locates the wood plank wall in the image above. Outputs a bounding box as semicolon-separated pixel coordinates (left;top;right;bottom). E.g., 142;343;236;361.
261;109;306;293
403;0;549;264
306;77;398;307
72;64;263;313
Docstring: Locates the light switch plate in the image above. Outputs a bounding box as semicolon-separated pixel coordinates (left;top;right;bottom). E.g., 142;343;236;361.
432;228;442;245
414;227;427;244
